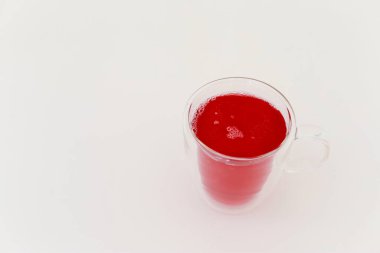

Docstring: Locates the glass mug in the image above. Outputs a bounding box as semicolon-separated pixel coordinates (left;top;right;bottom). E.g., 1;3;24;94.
183;77;329;213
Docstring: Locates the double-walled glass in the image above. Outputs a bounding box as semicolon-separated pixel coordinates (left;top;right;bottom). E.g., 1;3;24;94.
184;77;329;213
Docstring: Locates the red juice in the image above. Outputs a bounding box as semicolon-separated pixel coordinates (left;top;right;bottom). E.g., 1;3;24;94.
192;94;287;205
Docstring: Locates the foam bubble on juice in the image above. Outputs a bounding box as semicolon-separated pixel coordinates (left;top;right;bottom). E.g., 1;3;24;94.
226;126;244;139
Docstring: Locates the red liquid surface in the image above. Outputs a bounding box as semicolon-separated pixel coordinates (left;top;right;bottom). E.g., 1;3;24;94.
192;94;287;205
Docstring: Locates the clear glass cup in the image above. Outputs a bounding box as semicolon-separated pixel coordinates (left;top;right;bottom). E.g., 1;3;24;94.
183;77;329;213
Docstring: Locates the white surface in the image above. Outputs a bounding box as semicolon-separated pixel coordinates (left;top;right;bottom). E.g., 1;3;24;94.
0;0;379;252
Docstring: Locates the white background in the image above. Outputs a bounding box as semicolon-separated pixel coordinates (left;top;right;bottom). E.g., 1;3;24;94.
0;0;379;252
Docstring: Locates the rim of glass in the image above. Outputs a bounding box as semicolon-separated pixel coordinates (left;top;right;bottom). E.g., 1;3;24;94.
185;77;297;161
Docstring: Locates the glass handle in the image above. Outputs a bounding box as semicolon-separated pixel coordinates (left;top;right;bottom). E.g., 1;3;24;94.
284;125;330;173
